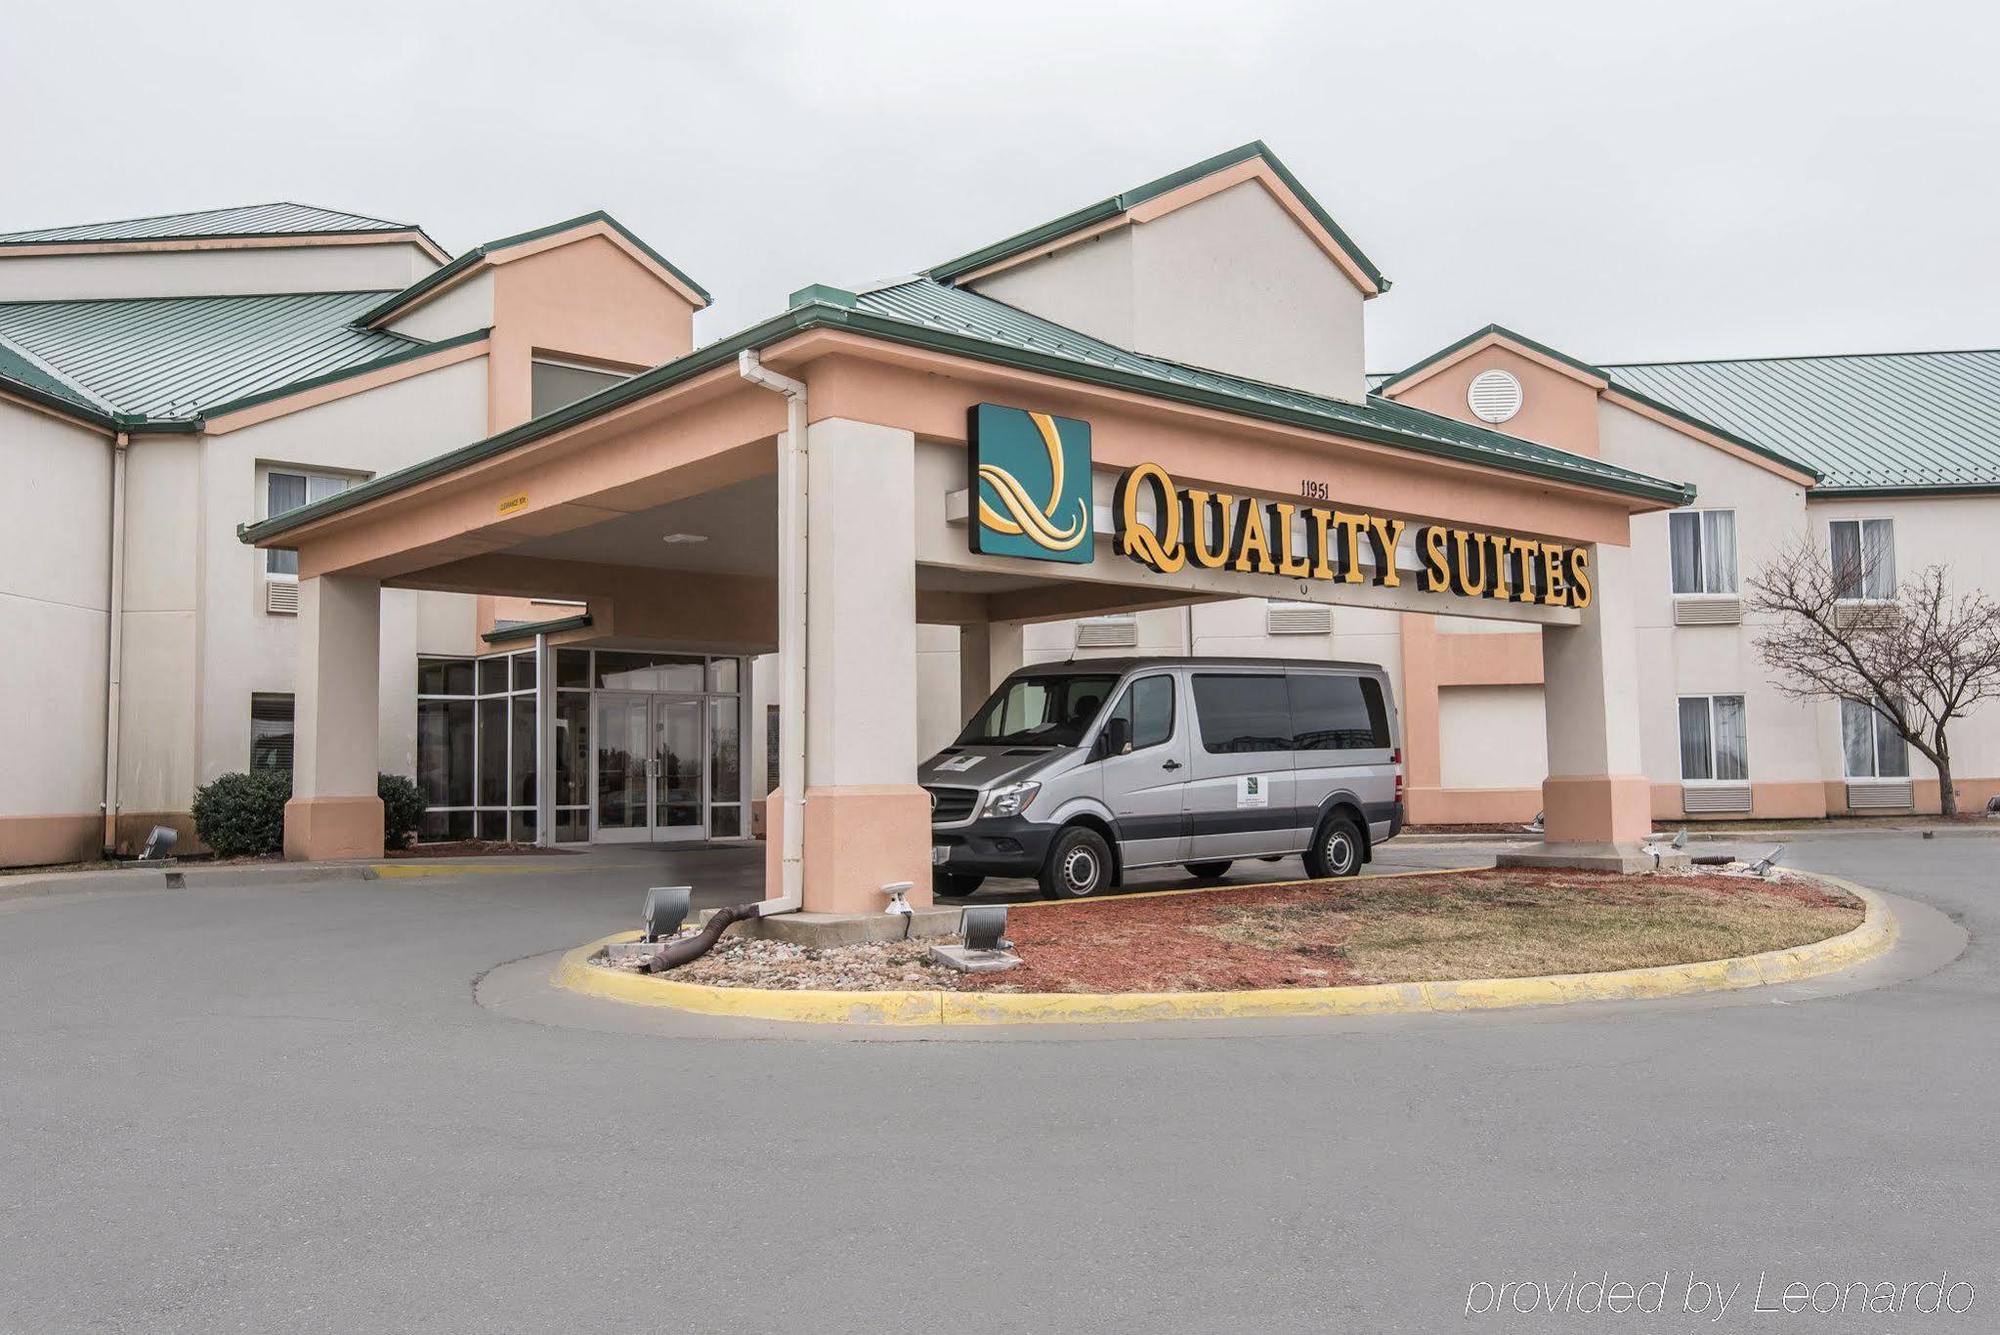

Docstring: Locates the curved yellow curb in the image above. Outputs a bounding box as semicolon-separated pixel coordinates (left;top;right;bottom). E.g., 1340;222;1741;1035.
550;874;1897;1027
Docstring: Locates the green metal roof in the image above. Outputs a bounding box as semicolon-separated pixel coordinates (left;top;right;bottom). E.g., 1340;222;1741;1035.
1604;350;2000;494
0;202;421;246
1373;324;1823;482
0;290;431;425
240;278;1691;547
355;210;712;327
927;141;1389;292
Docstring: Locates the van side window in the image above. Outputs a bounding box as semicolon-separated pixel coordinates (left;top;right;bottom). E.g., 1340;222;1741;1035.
1191;674;1293;753
1105;675;1175;751
1290;674;1390;750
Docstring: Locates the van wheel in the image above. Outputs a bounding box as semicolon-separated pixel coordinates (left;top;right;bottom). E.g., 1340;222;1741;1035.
1304;813;1364;879
933;872;984;898
1039;827;1113;899
1182;861;1233;880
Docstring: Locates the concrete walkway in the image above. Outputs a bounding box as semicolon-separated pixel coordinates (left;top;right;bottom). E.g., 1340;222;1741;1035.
0;833;1991;1332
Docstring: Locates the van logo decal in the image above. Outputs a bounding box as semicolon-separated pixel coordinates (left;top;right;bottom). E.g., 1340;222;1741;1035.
968;405;1094;564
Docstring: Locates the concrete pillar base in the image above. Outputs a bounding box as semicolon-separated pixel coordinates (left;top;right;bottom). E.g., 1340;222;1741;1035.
1495;842;1660;874
1540;774;1653;846
764;785;934;915
283;796;384;861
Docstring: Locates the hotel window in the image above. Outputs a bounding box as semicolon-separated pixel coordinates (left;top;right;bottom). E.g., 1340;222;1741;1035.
1678;694;1748;782
530;358;630;417
250;693;295;776
1829;518;1896;601
417;653;537;842
1668;509;1738;594
264;469;356;576
1841;698;1910;779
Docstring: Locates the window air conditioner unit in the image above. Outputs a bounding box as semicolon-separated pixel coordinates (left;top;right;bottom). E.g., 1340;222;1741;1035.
1673;597;1743;626
1846;781;1913;812
1266;602;1333;635
1074;618;1137;649
1681;783;1752;814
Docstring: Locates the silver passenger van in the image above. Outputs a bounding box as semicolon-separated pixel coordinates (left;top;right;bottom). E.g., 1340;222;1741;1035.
920;658;1403;899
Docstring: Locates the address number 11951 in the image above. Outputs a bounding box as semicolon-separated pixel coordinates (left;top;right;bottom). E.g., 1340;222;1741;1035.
1299;479;1330;501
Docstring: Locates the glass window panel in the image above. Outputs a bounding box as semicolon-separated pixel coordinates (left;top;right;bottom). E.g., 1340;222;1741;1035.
513;652;536;692
267;547;299;577
531;360;628;417
511;808;537;844
477;697;508;806
305;474;351;504
1191;674;1293;754
418;699;475;807
556;808;590;844
556;691;591;807
594;650;704;692
1669;511;1701;594
418;658;475;696
1703;512;1738;594
765;705;781;791
1863;519;1896;598
1830;521;1863;600
708;657;740;694
478;657;510;695
250;693;295;775
1104;674;1175;752
1289;673;1387;751
710;698;741;806
1712;695;1748;781
420;809;474;842
267;471;307;517
556;649;591;688
510;697;538;808
709;805;742;839
1841;699;1876;777
1678;697;1714;781
1874;706;1909;778
475;809;508;841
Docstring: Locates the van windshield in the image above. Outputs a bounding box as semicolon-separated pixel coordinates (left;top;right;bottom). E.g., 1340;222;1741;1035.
957;674;1121;748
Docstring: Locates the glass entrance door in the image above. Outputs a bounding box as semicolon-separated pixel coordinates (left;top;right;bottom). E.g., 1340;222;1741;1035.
594;692;707;842
653;697;706;841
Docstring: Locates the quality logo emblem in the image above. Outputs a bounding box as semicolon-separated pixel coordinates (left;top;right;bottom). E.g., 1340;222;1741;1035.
967;404;1094;564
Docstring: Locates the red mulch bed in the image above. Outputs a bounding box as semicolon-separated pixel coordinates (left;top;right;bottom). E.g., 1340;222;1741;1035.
957;869;1856;994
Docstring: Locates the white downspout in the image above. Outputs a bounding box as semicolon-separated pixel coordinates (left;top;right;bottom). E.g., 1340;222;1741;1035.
534;630;554;848
102;431;130;856
736;349;806;916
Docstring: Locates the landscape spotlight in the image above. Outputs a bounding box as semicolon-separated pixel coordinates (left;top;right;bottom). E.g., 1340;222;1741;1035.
961;905;1010;952
643;886;692;941
1749;845;1786;877
139;826;178;861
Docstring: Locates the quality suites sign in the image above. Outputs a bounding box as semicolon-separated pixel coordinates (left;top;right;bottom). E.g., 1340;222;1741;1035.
1116;462;1593;610
967;403;1592;609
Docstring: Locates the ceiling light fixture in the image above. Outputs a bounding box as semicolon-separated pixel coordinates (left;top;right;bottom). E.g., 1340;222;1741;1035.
660;532;709;544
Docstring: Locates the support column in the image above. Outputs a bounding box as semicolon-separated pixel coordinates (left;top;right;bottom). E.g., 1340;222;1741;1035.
1501;543;1653;871
786;417;930;914
284;573;385;860
958;620;1024;722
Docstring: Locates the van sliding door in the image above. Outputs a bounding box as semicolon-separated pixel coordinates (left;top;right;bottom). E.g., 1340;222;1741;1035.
1184;672;1298;860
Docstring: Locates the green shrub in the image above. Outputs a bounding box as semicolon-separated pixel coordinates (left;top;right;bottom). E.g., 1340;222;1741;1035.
379;772;428;848
192;771;291;858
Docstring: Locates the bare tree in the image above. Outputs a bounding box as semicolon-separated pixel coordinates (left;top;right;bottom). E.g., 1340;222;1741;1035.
1748;538;2000;816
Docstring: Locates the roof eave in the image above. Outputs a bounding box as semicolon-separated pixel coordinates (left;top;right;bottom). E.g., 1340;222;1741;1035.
239;302;1688;548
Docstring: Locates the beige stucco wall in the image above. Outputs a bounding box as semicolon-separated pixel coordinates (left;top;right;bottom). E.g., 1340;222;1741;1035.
1804;493;2000;794
1439;685;1548;790
973;179;1368;401
118;436;202;814
196;356;489;790
1598;401;1823;794
0;241;439;302
386;272;495;343
0;404;111;821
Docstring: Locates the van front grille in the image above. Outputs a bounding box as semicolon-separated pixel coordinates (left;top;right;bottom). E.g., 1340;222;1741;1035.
925;786;978;823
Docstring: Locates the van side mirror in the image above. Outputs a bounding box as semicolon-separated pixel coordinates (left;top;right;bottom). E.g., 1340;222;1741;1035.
1096;716;1131;760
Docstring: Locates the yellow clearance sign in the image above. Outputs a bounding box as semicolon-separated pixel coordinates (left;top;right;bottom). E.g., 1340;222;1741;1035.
1112;462;1592;610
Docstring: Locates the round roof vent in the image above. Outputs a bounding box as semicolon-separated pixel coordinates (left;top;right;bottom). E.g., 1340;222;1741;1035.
1467;368;1524;424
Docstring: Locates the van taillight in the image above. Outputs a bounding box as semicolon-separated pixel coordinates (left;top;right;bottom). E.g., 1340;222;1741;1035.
1391;748;1403;802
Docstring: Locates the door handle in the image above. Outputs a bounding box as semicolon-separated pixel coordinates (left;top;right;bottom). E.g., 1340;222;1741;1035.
1161;759;1183;771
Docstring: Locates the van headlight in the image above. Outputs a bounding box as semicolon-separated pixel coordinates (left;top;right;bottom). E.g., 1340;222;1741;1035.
981;781;1040;819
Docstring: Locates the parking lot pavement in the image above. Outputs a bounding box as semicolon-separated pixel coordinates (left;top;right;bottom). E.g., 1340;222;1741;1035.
0;833;1992;1333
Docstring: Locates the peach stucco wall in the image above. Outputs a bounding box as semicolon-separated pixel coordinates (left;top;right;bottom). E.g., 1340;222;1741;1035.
1387;341;1603;457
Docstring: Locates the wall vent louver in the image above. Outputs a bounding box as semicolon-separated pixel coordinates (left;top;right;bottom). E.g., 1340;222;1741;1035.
1467;368;1524;424
265;578;300;615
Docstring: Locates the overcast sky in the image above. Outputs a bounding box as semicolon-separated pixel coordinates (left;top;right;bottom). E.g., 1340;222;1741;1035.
5;0;1995;370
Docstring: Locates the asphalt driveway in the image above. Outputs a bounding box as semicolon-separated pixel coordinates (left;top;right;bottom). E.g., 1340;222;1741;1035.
0;834;1991;1333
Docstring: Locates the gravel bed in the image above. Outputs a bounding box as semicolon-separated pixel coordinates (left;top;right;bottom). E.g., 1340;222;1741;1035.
596;934;969;990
